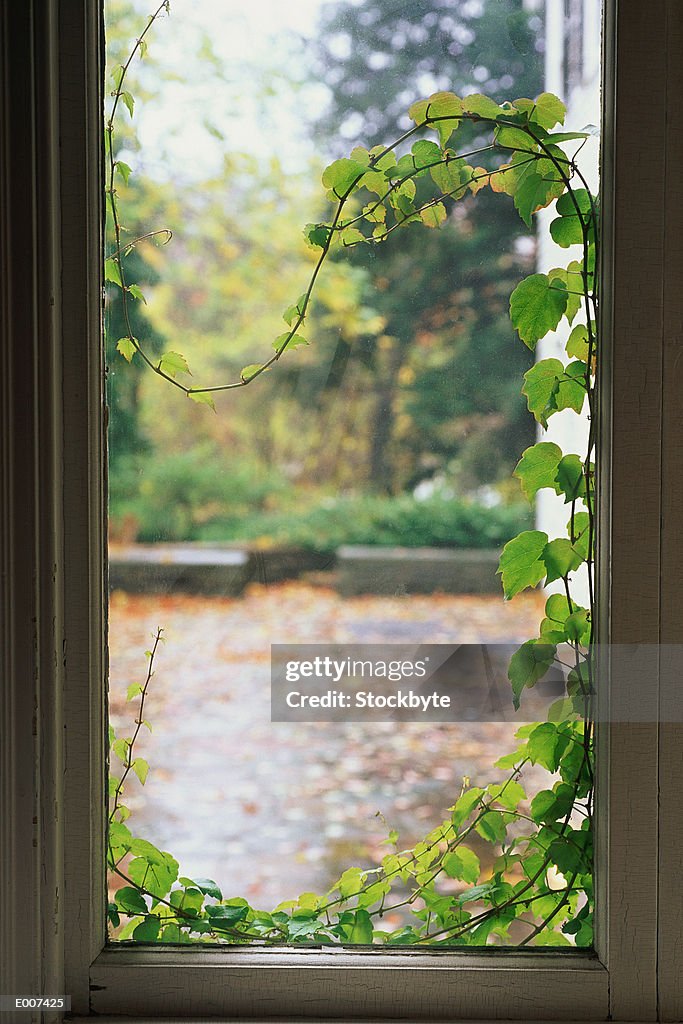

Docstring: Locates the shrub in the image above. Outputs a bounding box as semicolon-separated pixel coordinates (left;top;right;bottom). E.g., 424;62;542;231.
226;492;531;553
109;446;291;543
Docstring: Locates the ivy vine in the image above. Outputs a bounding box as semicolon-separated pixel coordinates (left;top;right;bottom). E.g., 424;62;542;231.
106;6;596;947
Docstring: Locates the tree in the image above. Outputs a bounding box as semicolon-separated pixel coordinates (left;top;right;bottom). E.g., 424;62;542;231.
308;0;545;494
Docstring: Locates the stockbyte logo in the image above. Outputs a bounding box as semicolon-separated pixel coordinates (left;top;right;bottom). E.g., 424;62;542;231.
271;643;568;723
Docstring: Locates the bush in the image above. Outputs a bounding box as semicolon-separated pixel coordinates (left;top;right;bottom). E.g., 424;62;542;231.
109;446;291;543
227;492;531;553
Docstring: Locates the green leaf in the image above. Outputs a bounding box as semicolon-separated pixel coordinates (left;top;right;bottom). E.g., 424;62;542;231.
368;145;396;171
411;139;442;167
513;172;551;227
488;780;526;811
507;641;557;709
283;293;307;327
569;511;592;560
115;160;132;185
555;454;586;503
132;915;160;942
128;843;178;900
494;747;526;770
111;65;125;89
522;358;565;427
362;202;386;224
132;757;149;785
451;786;485;827
108;820;133;859
116;336;137;363
340;226;366;246
497;530;549;599
495;124;537;151
107;902;120;928
552;360;587;415
392;178;416;201
443;845;480;884
126;682;142;702
516;92;566;129
349;145;371;167
112;737;131;762
126;283;146;303
238;366;261;386
348;908;374;943
120;91;135;118
188;391;216;412
539;593;589;643
273;333;308;352
565;608;591;643
530;784;575;824
527;722;570;771
419;202;447;228
115;886;148;916
321;157;367;197
430;156;468;195
462;94;505;119
169;887;204;916
426;91;463;119
548;266;582;324
191;877;223;900
542;538;583;584
410;91;463;144
514;442;563;501
550;214;584;247
303;223;332;249
556;188;594;217
104;257;123;287
566;323;590;360
454;882;498;906
475;810;507;843
548;829;592;875
206;903;249;928
338;866;366;898
509;274;568;349
408;98;430;124
158;351;191;379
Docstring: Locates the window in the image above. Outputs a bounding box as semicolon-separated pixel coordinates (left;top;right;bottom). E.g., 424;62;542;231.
103;0;597;943
1;0;682;1020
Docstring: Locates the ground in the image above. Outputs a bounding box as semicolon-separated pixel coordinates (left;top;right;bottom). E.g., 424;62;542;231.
109;581;545;913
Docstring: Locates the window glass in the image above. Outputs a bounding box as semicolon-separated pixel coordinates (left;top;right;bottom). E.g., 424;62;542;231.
105;0;599;947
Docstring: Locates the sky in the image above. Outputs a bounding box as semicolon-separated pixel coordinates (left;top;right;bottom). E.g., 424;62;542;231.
118;0;335;182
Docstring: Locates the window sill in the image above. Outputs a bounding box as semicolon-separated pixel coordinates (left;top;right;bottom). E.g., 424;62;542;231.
88;947;608;1019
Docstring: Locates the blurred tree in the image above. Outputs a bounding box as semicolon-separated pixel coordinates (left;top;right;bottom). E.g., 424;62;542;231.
105;0;169;527
105;247;165;472
309;0;544;494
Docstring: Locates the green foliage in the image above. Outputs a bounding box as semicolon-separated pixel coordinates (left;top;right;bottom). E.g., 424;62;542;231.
509;274;568;349
109;446;290;543
228;493;531;554
498;530;549;599
106;7;597;951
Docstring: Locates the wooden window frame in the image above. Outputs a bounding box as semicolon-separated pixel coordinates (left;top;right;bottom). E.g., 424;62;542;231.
1;0;682;1020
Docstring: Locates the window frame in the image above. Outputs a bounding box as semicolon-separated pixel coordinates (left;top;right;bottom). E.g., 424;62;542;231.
1;0;682;1020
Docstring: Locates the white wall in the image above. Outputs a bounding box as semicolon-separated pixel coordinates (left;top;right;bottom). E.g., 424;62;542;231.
536;0;601;599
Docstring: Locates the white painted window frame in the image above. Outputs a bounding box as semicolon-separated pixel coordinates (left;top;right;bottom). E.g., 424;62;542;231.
1;0;682;1021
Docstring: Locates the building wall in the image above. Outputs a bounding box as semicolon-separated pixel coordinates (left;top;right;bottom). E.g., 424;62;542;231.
536;0;601;599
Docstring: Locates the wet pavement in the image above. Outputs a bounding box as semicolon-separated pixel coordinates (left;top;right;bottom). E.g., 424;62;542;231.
108;581;545;912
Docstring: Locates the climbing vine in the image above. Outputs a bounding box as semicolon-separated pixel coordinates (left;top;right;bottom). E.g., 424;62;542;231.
106;6;596;947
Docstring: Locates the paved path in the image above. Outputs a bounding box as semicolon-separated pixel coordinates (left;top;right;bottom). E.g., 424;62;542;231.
109;582;545;913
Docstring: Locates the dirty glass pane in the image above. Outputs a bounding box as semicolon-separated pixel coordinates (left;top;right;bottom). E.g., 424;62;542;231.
105;0;600;946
